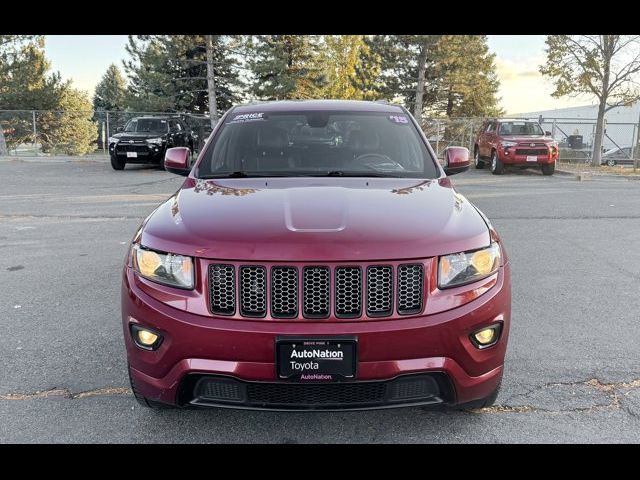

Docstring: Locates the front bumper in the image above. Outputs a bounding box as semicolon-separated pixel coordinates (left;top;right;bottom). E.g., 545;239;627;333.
110;142;165;163
498;146;558;165
123;263;511;410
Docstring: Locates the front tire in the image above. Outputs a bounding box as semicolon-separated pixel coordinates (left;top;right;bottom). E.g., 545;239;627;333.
606;158;616;167
110;154;126;170
541;162;555;176
474;147;484;169
490;150;504;175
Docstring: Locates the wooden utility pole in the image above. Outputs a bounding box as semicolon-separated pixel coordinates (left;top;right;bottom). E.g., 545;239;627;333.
413;39;429;125
206;35;218;129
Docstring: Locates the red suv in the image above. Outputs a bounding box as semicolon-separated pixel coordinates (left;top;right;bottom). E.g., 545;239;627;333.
122;100;511;410
474;119;559;175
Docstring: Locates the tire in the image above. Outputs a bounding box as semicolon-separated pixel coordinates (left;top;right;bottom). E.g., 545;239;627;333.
541;162;555;176
110;154;126;170
606;158;616;167
456;381;501;410
490;150;504;175
474;147;484;169
128;364;174;409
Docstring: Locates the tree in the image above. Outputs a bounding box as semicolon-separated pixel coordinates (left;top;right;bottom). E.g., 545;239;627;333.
428;35;502;118
124;35;243;114
39;88;97;155
248;35;324;100
93;64;127;111
0;36;66;153
319;35;370;99
540;35;640;166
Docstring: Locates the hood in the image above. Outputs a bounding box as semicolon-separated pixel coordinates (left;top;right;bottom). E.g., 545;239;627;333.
140;177;490;262
501;135;553;144
113;132;166;141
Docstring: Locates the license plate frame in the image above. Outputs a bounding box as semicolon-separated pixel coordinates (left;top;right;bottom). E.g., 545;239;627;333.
276;337;357;382
526;155;538;162
126;151;138;158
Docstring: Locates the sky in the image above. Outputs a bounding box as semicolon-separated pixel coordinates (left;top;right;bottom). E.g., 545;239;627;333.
44;35;595;115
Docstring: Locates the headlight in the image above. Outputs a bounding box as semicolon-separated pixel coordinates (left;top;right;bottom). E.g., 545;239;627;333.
501;141;517;147
146;137;164;145
132;244;194;289
438;242;501;289
108;136;119;144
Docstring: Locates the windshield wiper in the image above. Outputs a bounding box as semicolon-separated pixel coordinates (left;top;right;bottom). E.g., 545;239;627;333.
324;170;401;178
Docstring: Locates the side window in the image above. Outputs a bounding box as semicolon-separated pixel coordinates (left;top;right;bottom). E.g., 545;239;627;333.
169;120;181;132
486;122;496;133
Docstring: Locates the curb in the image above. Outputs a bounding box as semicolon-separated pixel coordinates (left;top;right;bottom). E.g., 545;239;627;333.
0;155;109;163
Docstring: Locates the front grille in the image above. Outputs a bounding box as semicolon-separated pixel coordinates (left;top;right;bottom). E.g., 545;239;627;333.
240;266;267;317
367;266;393;317
187;373;450;410
115;144;149;154
335;267;362;318
303;267;330;318
271;267;298;318
515;148;548;156
208;263;425;319
397;264;424;314
209;264;235;315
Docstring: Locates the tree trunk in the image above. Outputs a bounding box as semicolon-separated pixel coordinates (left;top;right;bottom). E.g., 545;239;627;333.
206;35;218;129
592;100;606;167
414;41;429;125
0;127;8;156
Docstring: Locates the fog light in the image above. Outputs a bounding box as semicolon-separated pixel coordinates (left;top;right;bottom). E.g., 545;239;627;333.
470;323;502;349
130;324;163;350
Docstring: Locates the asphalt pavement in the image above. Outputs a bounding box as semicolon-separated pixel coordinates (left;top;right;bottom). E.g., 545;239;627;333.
1;158;639;443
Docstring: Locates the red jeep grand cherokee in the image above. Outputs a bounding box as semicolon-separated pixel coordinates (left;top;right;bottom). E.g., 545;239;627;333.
122;100;511;411
474;118;559;175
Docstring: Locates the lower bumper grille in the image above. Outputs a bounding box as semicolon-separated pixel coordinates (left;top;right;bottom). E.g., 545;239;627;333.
186;373;451;410
515;148;548;156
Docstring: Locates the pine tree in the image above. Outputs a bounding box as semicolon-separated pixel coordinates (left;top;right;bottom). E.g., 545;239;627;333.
319;35;371;100
123;35;242;114
428;35;502;118
93;64;127;111
248;35;324;100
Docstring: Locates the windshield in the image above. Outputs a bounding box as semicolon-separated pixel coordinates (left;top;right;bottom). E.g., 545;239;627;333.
196;111;439;178
124;118;169;133
499;121;544;136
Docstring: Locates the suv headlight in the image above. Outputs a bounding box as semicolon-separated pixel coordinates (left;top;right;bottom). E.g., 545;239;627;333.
501;141;517;147
146;137;164;145
108;136;119;144
132;244;194;289
438;242;501;289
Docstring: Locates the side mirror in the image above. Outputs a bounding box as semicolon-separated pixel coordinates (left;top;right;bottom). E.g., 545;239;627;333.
116;126;124;133
545;131;552;136
443;146;470;176
164;147;191;176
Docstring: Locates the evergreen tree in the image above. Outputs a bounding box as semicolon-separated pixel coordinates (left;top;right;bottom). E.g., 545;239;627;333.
93;64;127;111
124;35;242;114
428;35;502;117
248;35;324;100
319;35;371;99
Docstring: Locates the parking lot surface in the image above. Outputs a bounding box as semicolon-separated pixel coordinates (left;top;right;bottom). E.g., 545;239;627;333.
1;159;639;443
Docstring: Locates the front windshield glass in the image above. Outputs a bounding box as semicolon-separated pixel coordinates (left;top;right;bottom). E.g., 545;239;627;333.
124;118;169;133
499;121;544;136
197;110;439;178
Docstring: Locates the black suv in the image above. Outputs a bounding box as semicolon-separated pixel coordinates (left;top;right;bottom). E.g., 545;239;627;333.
109;116;196;170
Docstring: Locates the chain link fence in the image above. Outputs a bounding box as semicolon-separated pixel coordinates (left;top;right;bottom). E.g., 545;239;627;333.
2;109;639;168
0;110;215;157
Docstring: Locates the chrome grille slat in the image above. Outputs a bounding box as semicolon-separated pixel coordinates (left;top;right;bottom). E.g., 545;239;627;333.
367;266;393;317
335;267;362;318
303;267;330;318
397;264;424;314
209;264;236;315
271;267;298;318
240;266;267;317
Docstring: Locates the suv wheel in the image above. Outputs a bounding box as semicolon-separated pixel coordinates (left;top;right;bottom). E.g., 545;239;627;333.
490;150;504;175
474;147;484;169
128;364;174;409
110;154;126;171
606;158;616;167
541;162;555;176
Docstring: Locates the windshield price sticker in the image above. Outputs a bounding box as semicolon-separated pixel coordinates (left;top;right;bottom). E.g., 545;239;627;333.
228;112;266;124
389;115;409;124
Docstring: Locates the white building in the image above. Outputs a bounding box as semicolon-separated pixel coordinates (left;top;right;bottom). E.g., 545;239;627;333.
512;102;640;151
